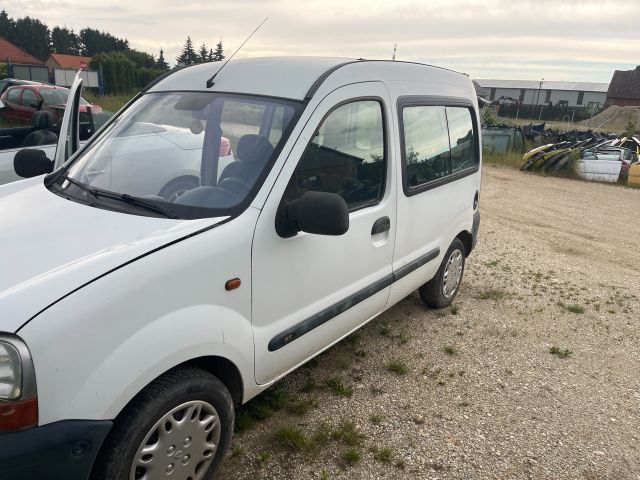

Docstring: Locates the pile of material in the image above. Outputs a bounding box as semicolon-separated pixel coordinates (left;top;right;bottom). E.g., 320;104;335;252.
580;105;640;131
521;134;640;184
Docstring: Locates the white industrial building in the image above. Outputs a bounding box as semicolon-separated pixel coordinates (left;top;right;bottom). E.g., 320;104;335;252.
474;79;608;110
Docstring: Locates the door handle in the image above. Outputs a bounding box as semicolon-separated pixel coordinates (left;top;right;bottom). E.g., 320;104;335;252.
371;216;391;235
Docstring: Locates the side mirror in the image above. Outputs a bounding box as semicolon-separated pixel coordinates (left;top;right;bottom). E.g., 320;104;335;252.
14;149;54;178
277;191;349;237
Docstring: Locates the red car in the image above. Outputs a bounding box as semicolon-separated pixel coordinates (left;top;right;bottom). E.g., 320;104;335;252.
0;84;101;126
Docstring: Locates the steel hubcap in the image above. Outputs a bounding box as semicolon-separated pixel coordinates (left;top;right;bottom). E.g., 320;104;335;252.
442;249;463;299
130;400;220;480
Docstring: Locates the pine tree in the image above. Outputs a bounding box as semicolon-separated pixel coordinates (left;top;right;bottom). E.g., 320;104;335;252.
198;43;209;63
156;49;170;71
208;48;214;63
213;40;225;62
176;36;196;66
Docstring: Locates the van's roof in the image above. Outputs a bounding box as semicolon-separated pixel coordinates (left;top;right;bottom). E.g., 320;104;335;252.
146;56;470;101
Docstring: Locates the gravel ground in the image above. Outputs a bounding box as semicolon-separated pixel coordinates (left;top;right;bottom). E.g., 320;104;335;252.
218;165;640;480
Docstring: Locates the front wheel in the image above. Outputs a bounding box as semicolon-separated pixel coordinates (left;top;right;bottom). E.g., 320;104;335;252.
91;366;234;480
419;238;466;309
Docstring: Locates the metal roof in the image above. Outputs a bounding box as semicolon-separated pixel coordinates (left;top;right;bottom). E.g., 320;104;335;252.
474;79;609;93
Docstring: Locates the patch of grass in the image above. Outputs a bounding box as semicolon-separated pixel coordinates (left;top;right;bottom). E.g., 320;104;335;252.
564;304;585;314
311;423;332;447
229;445;245;457
301;377;318;393
395;459;406;470
354;348;367;358
234;410;253;433
477;288;506;301
443;345;457;356
342;447;361;464
257;450;271;464
397;332;411;345
549;346;572;359
274;425;308;451
483;150;525;169
287;397;317;416
324;377;353;397
372;446;394;463
386;358;409;375
83;90;135;113
450;304;460;315
321;469;330;480
378;324;392;337
369;413;384;424
332;419;365;446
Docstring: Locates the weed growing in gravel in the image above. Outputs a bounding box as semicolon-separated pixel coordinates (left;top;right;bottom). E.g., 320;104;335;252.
311;423;332;447
321;469;330;480
229;445;245;457
443;345;457;355
565;304;585;314
324;377;353;397
397;331;411;344
287;397;317;416
354;348;367;358
477;288;507;301
370;413;384;424
302;377;318;393
549;346;572;358
371;446;394;463
332;419;365;446
342;447;361;464
395;459;406;470
257;451;271;464
234;410;253;433
386;359;409;375
378;324;392;337
274;425;308;451
450;304;460;315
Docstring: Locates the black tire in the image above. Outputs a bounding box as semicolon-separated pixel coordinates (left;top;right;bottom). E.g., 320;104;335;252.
419;238;466;309
158;176;200;203
91;366;234;480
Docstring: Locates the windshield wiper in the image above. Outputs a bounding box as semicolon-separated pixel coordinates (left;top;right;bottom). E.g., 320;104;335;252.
58;175;178;219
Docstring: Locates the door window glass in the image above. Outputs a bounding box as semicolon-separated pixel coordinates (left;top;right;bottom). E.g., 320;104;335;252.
6;88;20;103
446;107;477;173
288;100;385;210
21;89;38;108
401;106;450;187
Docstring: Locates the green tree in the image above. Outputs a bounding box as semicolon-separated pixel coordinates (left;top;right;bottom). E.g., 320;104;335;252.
212;40;225;62
0;10;15;40
51;26;81;55
13;16;50;59
198;42;209;63
176;36;196;66
156;49;169;71
122;48;156;69
80;28;128;56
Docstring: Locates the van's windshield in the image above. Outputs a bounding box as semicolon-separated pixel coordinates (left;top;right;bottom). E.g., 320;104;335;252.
52;92;300;219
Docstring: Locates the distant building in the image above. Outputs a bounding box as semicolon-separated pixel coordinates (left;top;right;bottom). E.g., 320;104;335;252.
474;79;608;111
606;67;640;107
45;53;93;71
0;36;48;82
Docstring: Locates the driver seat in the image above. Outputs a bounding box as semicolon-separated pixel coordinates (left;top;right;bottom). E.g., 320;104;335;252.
21;111;58;147
218;134;273;196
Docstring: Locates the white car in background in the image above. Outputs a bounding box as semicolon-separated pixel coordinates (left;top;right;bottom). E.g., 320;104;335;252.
0;58;481;480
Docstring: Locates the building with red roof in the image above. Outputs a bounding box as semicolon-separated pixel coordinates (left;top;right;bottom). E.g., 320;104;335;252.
0;36;44;65
46;53;93;70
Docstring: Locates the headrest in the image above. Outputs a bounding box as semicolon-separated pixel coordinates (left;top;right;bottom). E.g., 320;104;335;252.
236;134;273;163
32;110;55;130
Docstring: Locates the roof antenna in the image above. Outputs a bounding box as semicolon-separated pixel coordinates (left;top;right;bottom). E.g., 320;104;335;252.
206;17;268;88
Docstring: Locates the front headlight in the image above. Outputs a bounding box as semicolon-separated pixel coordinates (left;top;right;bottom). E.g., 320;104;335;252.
0;334;37;431
0;341;23;400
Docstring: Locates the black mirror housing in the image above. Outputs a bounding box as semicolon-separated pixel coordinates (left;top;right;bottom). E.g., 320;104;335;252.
277;191;349;237
14;149;54;178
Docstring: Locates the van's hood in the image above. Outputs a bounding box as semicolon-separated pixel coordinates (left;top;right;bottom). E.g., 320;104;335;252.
0;179;225;332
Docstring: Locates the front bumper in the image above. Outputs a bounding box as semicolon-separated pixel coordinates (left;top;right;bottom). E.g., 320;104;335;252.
0;419;112;480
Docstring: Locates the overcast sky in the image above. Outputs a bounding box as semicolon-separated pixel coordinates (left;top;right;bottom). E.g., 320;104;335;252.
4;0;639;83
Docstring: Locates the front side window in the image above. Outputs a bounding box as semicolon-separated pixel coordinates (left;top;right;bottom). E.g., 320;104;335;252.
402;106;450;187
285;100;386;210
53;92;299;219
40;88;89;106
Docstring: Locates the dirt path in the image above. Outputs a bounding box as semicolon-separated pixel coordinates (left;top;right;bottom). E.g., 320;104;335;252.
218;166;640;480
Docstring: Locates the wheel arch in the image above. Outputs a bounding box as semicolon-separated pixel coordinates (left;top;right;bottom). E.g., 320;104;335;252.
455;229;473;257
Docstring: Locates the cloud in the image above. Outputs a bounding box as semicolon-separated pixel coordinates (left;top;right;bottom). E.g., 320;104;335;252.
2;0;637;82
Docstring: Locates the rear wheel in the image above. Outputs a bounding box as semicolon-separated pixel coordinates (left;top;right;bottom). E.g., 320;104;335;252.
419;238;465;309
91;367;234;480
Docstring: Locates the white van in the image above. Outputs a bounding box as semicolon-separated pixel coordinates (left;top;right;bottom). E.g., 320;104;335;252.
0;57;481;480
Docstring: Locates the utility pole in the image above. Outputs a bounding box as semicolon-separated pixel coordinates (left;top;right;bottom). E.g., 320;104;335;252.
392;43;397;61
536;77;544;105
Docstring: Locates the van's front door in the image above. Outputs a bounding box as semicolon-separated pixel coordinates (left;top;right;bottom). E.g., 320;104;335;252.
252;82;396;384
